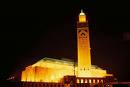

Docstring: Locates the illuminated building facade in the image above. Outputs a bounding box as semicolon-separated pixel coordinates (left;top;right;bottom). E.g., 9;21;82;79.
21;10;113;84
22;58;76;82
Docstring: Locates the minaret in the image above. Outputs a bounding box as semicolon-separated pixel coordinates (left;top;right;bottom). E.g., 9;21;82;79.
77;10;91;76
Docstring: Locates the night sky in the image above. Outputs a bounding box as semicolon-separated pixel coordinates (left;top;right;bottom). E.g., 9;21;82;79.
1;0;130;82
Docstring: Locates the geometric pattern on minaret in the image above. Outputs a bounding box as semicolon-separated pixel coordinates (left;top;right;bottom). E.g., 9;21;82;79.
77;10;91;75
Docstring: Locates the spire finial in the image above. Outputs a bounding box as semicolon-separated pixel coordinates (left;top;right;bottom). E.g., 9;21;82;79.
79;9;85;16
81;9;83;13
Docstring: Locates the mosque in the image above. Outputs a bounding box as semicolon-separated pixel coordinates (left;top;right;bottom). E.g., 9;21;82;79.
21;10;113;86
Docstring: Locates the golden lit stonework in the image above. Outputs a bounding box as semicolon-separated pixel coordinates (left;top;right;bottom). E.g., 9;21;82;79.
79;9;87;23
22;58;76;82
21;10;113;83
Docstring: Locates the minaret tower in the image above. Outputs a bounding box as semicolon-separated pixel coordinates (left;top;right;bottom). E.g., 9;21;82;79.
77;10;91;76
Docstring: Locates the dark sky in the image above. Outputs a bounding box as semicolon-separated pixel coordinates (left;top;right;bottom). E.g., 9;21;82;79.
1;0;130;82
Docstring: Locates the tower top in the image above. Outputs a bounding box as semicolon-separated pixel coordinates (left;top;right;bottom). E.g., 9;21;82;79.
79;9;85;16
78;9;86;23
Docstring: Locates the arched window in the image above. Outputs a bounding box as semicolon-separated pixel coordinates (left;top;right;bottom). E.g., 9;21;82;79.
89;79;91;83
